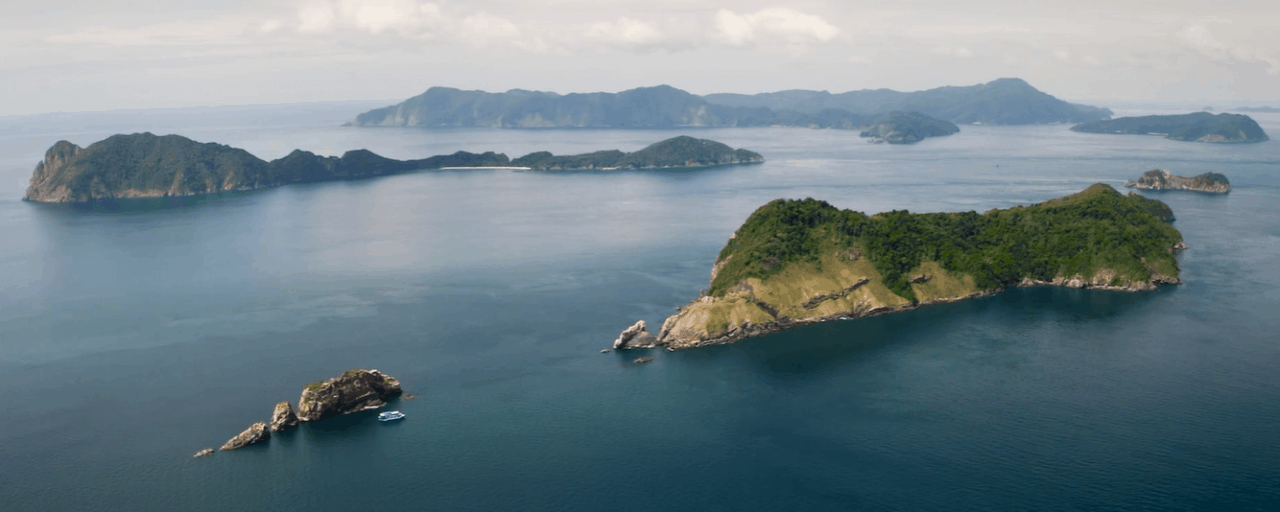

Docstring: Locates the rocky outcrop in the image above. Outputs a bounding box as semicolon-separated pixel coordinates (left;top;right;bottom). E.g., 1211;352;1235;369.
613;320;658;349
193;448;215;458
269;401;299;432
220;422;270;451
1125;170;1230;194
296;369;403;422
633;357;654;364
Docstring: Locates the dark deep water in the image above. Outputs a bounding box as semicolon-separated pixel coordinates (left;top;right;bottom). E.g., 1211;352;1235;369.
1;103;1279;511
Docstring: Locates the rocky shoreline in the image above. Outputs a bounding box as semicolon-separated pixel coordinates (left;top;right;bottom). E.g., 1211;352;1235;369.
1125;170;1230;194
197;369;403;458
632;272;1183;351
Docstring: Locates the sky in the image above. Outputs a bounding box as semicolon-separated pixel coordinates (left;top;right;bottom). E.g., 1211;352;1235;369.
2;0;1279;116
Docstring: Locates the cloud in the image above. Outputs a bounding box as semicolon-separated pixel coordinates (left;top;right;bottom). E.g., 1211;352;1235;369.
710;8;840;48
584;17;682;52
295;0;447;36
1179;25;1280;75
931;46;973;58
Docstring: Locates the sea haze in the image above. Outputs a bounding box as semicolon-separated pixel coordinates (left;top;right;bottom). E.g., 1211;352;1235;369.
1;104;1278;511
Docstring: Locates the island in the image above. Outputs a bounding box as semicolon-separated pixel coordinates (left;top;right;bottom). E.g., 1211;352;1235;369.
1125;170;1230;194
1070;112;1269;143
614;184;1185;350
23;133;762;203
859;112;960;144
349;84;960;141
206;369;403;455
704;78;1112;125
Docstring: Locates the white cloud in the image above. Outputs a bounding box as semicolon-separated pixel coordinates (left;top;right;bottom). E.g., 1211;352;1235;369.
710;8;840;48
1179;25;1280;75
584;18;673;51
461;12;522;47
931;46;973;58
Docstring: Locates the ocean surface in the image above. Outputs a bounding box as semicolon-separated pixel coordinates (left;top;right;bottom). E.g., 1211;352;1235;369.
1;103;1278;511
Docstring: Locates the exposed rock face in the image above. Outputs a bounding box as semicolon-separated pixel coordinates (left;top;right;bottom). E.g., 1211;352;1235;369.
613;320;658;349
269;401;299;432
220;422;270;451
194;448;215;458
296;369;403;422
1125;170;1230;194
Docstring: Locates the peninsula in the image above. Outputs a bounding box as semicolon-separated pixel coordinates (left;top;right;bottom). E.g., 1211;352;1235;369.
615;184;1185;350
23;133;761;203
1125;170;1230;194
1071;112;1268;143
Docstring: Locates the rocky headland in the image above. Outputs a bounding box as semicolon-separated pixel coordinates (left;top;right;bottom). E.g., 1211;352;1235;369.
24;134;762;203
612;184;1185;351
1071;112;1268;143
1125;170;1230;194
199;369;402;458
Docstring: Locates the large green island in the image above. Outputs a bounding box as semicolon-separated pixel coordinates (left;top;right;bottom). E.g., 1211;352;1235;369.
615;184;1186;350
23;133;761;203
1071;112;1269;143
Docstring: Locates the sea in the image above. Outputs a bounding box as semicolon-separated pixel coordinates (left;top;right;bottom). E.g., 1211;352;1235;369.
1;102;1278;511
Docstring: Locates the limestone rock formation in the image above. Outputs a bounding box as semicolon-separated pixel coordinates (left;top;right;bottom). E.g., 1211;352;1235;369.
296;369;403;422
1125;170;1230;194
270;401;299;432
613;320;658;349
220;422;270;451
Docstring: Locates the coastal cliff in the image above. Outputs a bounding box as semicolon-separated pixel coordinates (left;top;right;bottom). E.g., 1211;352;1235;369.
633;184;1185;350
1071;112;1268;143
24;133;762;203
1126;170;1230;194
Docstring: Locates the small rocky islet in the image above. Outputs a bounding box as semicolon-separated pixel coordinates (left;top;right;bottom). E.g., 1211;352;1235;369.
1125;169;1230;194
611;183;1187;351
197;369;402;457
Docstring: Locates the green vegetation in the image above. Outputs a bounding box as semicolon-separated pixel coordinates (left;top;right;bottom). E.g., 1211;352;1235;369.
1071;112;1269;142
709;184;1183;302
510;136;762;169
858;111;960;144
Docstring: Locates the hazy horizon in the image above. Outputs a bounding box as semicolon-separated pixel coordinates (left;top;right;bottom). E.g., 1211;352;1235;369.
4;0;1279;116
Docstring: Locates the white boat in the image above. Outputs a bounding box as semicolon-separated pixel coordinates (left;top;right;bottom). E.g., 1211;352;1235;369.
377;411;405;422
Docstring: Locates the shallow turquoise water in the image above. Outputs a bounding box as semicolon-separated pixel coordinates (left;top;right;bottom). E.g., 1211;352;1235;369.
1;105;1278;511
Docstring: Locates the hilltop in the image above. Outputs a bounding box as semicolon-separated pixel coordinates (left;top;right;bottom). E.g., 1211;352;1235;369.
641;184;1185;350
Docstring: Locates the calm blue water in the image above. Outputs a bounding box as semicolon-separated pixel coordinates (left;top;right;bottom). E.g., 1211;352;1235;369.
1;104;1279;511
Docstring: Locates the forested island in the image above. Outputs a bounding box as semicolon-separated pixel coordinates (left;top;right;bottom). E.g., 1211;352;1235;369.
354;78;1108;132
22;133;761;203
859;112;960;144
1071;112;1269;143
1126;170;1230;193
615;184;1185;350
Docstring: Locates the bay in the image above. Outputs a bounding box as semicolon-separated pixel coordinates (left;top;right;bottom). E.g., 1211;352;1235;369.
1;104;1278;511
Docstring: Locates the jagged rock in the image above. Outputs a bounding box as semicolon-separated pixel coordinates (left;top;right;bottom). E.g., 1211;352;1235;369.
220;422;270;451
269;401;299;432
613;320;658;349
1125;169;1230;193
909;274;932;283
600;348;611;353
633;357;654;364
193;448;214;458
296;369;403;422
